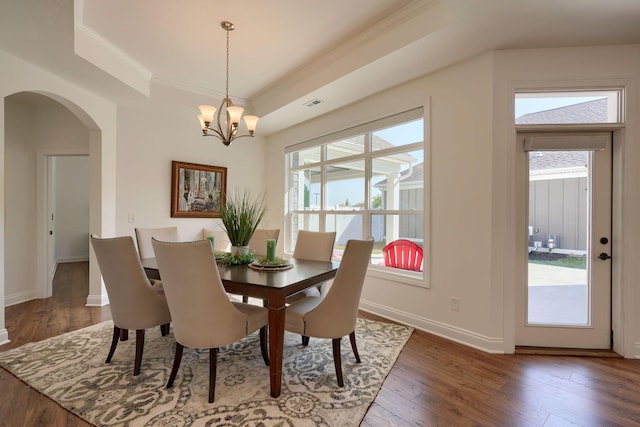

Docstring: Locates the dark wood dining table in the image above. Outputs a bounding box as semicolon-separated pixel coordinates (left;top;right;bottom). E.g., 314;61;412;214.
141;256;338;398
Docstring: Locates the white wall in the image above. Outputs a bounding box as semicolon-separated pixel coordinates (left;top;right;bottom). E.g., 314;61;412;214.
267;44;640;357
113;102;269;244
4;98;36;305
54;156;90;263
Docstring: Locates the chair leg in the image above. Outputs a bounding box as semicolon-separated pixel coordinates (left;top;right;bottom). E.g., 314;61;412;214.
209;348;218;403
120;329;129;341
167;343;184;388
332;338;344;387
302;335;310;346
160;323;170;336
259;326;269;366
349;331;361;363
106;326;120;363
133;329;145;376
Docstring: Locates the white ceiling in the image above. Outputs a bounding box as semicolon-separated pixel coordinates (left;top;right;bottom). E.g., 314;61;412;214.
2;0;640;134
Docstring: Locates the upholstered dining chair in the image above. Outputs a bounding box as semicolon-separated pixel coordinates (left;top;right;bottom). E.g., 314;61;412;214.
287;230;337;303
284;239;374;387
134;226;180;260
201;227;231;252
248;228;280;256
89;235;172;376
151;238;270;403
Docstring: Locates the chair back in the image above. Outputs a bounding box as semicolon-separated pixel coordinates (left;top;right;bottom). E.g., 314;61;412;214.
382;239;423;271
248;229;280;256
151;239;248;348
293;230;336;262
90;235;171;330
201;228;231;252
134;226;179;259
303;239;373;338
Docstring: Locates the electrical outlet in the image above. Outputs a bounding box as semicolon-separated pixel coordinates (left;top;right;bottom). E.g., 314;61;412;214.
450;297;460;312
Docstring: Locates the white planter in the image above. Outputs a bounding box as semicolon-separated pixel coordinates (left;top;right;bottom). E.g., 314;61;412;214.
230;245;250;257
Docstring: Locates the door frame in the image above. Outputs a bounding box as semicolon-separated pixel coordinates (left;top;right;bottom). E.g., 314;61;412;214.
36;148;89;299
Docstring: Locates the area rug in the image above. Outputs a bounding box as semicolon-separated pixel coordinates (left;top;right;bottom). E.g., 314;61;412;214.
0;318;413;426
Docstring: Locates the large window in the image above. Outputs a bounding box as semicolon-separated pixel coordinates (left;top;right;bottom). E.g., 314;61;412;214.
286;109;425;280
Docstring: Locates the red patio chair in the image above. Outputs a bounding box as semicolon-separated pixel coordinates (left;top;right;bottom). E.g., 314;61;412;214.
382;239;423;272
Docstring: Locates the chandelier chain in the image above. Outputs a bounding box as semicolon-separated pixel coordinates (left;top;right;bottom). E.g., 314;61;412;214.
225;26;230;100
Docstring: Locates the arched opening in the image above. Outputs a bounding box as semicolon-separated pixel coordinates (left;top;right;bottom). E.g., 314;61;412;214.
2;91;108;342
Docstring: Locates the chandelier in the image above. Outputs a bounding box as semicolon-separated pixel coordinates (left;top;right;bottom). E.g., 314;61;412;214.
197;21;258;146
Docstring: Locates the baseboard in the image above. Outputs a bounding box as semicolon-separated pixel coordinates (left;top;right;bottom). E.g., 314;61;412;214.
0;328;9;347
359;299;505;354
57;256;90;263
634;342;640;359
4;290;37;307
86;293;109;307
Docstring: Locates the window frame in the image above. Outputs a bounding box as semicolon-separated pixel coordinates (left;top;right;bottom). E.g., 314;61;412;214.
285;106;430;288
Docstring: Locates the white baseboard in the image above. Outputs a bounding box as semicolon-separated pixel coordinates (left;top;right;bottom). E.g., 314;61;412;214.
57;256;90;263
0;329;9;347
86;293;109;307
359;299;505;354
633;342;640;359
4;290;38;307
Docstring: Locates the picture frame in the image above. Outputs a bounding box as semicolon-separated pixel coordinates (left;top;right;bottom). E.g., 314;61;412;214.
171;161;227;218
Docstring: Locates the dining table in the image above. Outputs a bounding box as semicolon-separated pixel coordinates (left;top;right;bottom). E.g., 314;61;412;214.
141;256;338;398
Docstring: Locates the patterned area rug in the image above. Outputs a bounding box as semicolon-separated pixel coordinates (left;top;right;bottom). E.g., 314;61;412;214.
0;318;412;426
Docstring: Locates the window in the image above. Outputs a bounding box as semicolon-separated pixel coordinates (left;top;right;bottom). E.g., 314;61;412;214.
515;90;622;124
286;109;425;280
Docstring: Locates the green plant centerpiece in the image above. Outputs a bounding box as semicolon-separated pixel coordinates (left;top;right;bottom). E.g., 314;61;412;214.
219;188;266;263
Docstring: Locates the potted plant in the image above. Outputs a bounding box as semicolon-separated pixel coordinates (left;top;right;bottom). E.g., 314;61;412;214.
219;188;266;258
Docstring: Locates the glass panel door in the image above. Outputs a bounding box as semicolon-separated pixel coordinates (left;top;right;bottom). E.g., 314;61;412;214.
517;132;612;349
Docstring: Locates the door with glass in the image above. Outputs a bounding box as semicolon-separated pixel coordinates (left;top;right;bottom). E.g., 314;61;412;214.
516;132;612;349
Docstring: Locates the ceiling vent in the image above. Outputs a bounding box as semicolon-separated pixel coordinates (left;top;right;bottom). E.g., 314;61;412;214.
303;99;324;108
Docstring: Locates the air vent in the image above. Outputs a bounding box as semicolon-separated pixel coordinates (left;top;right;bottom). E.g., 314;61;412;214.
303;99;324;108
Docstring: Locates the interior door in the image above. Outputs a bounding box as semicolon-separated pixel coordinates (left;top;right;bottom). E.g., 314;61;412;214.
516;132;612;349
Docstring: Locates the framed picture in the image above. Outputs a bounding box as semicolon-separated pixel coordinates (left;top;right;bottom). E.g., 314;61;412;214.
171;161;227;218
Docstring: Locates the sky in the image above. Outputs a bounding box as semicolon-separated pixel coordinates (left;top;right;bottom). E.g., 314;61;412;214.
515;96;604;118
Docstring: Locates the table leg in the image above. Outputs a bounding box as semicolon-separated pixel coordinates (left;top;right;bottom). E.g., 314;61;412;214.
267;296;286;398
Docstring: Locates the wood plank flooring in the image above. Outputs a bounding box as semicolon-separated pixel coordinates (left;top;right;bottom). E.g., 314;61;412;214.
2;262;640;426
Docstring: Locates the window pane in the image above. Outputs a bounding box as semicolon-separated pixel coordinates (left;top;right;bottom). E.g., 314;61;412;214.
372;213;424;248
373;213;424;271
289;167;321;210
515;90;621;124
289;213;320;252
372;119;423;151
326;135;365;161
291;213;320;232
290;146;321;167
326;213;363;261
371;152;423;210
326;160;364;210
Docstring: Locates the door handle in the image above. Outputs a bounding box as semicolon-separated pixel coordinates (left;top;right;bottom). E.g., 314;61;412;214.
598;252;611;260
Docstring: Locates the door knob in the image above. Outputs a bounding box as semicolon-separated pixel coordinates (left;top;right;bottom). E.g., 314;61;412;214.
598;252;611;260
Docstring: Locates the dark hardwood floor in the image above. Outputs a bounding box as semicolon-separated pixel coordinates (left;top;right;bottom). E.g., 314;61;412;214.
2;262;640;426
